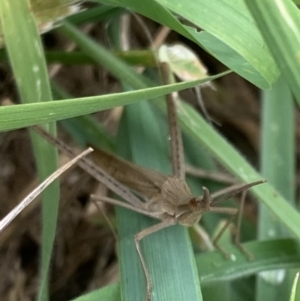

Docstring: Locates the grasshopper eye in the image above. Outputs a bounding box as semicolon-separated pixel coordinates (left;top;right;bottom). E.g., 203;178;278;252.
189;197;207;211
189;198;198;208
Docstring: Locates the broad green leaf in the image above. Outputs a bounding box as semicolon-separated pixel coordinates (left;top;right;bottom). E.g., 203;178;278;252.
97;0;278;89
159;0;279;88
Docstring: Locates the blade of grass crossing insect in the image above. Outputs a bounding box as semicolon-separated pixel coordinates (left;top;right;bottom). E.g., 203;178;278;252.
51;81;114;151
0;1;58;300
0;21;229;132
116;101;202;301
257;77;296;300
0;72;226;132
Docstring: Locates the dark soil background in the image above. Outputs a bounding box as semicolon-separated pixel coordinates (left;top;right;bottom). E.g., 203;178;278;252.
0;12;299;301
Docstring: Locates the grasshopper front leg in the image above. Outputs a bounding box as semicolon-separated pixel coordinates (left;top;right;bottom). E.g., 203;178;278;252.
91;194;178;301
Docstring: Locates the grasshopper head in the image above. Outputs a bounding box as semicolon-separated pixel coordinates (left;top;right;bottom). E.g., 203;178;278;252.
177;187;212;226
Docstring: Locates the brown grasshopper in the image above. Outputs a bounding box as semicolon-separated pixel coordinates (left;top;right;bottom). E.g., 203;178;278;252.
33;65;265;301
33;125;264;300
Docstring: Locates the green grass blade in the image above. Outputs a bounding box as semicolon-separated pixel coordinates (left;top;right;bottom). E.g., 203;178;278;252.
51;81;114;150
257;77;296;299
109;19;202;300
246;0;300;105
289;273;300;301
197;239;300;285
0;72;228;132
116;101;202;301
0;0;58;300
158;0;279;89
71;283;120;301
71;238;300;301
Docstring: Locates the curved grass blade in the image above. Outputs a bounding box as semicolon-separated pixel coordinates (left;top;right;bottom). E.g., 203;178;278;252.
51;82;114;150
289;273;300;301
0;148;92;231
0;72;228;132
197;239;300;285
0;0;58;299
